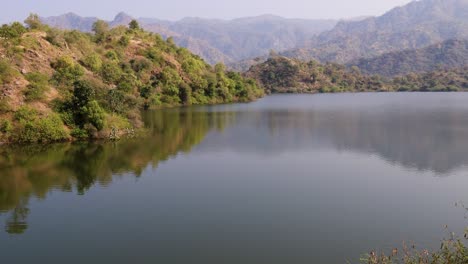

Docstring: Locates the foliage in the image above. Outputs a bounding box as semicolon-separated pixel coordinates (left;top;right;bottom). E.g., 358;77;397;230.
24;14;44;30
129;20;140;31
248;57;468;93
51;56;84;86
101;61;123;84
362;234;467;264
0;22;27;40
0;19;264;143
0;119;12;133
24;72;49;101
81;53;103;73
0;59;18;84
68;80;105;131
92;20;109;43
13;112;69;143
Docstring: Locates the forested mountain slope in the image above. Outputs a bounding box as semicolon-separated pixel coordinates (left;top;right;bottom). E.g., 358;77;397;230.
246;56;468;93
0;17;262;143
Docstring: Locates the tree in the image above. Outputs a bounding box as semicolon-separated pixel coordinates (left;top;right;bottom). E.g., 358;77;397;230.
92;20;109;42
24;14;43;30
129;20;140;31
179;82;192;105
71;80;105;131
0;22;27;39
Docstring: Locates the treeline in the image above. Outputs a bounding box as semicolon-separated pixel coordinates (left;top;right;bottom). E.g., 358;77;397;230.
246;56;468;93
0;15;263;143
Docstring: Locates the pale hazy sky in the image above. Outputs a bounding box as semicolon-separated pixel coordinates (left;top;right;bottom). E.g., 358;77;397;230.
1;0;414;24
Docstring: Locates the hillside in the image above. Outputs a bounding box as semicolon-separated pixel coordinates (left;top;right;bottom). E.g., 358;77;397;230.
246;56;468;93
0;17;263;144
347;39;468;77
41;13;338;64
246;56;389;93
281;0;468;64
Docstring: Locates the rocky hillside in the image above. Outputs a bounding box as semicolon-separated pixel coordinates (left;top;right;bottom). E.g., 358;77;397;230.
281;0;468;64
348;39;468;77
246;56;468;93
41;13;338;64
0;17;263;144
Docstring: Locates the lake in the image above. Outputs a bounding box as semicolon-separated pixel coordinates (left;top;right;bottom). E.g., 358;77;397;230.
1;93;468;263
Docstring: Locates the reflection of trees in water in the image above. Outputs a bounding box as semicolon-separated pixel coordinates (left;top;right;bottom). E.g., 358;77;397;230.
199;108;468;175
3;104;468;235
0;109;232;235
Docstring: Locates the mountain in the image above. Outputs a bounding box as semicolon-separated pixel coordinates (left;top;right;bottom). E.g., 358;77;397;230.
41;13;338;64
348;39;468;77
281;0;468;64
0;21;263;144
40;12;97;31
246;56;468;93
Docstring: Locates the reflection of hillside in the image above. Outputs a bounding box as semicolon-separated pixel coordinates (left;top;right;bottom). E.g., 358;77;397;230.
3;94;468;235
0;109;231;234
197;108;468;175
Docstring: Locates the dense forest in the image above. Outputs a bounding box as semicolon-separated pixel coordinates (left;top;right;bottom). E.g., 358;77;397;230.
0;15;263;143
246;56;468;93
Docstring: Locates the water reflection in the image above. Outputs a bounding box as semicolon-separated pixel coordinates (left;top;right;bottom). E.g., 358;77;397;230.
1;93;468;236
0;109;233;234
197;107;468;174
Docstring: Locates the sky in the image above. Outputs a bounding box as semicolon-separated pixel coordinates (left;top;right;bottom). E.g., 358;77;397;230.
1;0;414;24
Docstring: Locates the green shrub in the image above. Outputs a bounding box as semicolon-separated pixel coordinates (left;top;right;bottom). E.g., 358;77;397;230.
104;51;119;61
0;119;12;133
107;89;126;113
0;22;27;40
70;127;89;139
0;59;18;85
51;56;84;86
130;58;152;73
81;53;103;73
101;61;123;84
24;72;49;101
118;35;130;47
14;106;37;122
82;100;105;130
14;113;69;143
45;28;64;46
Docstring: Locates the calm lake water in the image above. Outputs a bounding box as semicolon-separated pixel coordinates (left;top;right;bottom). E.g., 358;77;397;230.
1;93;468;263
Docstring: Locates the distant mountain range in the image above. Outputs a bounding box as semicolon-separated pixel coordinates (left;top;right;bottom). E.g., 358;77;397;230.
281;0;468;64
41;13;338;64
39;0;468;74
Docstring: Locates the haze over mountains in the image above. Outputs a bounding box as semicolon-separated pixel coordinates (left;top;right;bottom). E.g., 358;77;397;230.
38;0;468;73
41;13;338;64
282;0;468;63
348;39;468;77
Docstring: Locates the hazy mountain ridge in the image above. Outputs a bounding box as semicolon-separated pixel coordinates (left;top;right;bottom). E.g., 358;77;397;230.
348;39;468;77
41;13;338;64
281;0;468;64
